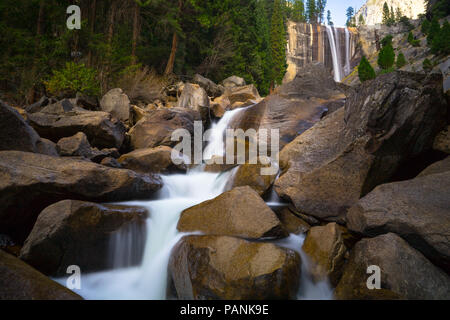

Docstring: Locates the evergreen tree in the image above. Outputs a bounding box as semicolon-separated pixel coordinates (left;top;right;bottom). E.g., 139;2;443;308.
358;14;365;26
346;7;355;27
317;0;327;24
292;0;306;23
422;18;431;35
378;42;395;70
395;7;402;22
327;10;333;26
270;0;287;89
358;56;376;82
390;6;395;24
427;17;441;45
396;52;407;68
306;0;317;23
382;2;391;26
431;20;450;55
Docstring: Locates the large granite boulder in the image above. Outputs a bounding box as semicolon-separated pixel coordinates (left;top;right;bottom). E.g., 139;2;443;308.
335;233;450;300
20;200;147;276
222;76;246;88
177;186;287;239
225;85;261;106
347;170;450;272
275;72;447;221
56;132;94;157
177;83;211;124
128;108;201;150
228;159;278;196
28;107;126;149
0;151;162;242
192;74;224;98
0;100;56;156
302;223;347;286
100;88;131;122
118;146;187;173
0;250;82;300
168;235;300;300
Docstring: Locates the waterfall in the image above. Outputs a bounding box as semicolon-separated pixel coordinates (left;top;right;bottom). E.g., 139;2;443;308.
325;26;341;82
55;107;333;300
344;28;351;76
333;27;344;81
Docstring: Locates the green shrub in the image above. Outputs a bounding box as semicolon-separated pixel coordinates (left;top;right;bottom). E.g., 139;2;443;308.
427;17;441;45
379;67;395;75
378;44;395;70
381;35;393;48
358;56;376;82
423;58;433;71
431;21;450;55
396;52;407;68
399;16;414;30
45;62;100;97
421;19;431;35
407;32;420;47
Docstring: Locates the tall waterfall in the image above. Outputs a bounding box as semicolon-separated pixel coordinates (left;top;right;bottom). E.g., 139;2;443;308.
344;28;351;76
56;107;333;300
325;26;342;82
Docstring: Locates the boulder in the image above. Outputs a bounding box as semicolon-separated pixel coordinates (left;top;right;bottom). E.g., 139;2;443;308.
193;74;224;98
225;85;260;106
222;76;246;88
210;96;231;118
128;108;201;150
433;125;450;154
100;88;131;122
0;151;162;242
20;200;147;276
228;159;278;196
39;99;76;114
177;83;211;124
0;250;82;300
118;146;187;174
36;138;58;157
275;207;311;235
418;156;450;177
335;233;450;300
0;100;55;156
302;223;347;286
100;157;122;168
75;92;99;111
275;72;448;221
28;108;126;149
130;105;147;125
56;132;94;158
178;186;287;239
25;96;50;113
168;235;300;300
347;171;450;272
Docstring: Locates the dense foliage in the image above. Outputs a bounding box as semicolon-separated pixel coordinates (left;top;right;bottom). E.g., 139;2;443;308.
0;0;310;104
378;35;395;70
396;52;407;69
358;56;376;82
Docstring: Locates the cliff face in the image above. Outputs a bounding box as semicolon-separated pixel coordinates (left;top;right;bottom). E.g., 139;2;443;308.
356;0;426;26
284;21;359;83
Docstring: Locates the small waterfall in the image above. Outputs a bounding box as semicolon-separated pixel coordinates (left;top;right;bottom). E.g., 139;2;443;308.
333;27;344;81
344;28;351;76
325;26;341;82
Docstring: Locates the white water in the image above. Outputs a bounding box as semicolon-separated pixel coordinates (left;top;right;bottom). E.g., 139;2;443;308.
326;26;342;82
344;28;351;76
56;107;333;300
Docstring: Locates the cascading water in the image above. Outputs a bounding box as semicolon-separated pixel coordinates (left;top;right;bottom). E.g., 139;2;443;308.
326;26;342;82
56;106;333;300
333;27;343;81
344;28;351;76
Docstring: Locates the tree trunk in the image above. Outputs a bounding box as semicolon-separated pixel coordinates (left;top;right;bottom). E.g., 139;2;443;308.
87;0;97;67
36;0;44;36
131;1;140;65
164;32;178;75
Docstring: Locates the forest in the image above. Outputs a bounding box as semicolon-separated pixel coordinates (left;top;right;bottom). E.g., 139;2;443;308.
0;0;327;105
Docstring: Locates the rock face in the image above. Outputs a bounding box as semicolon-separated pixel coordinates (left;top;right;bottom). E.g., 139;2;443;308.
285;22;359;82
128;108;201;150
28;108;126;149
178;186;287;239
275;72;447;221
20;200;147;276
434;125;450;154
0;250;82;300
177;83;211;123
335;233;450;300
168;235;300;300
0;100;55;156
347;171;450;272
100;88;131;122
232;63;344;149
118;146;186;173
302;223;346;286
418;156;450;177
0;151;161;242
355;0;426;26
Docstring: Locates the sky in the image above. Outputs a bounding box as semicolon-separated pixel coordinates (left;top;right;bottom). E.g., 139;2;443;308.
325;0;367;27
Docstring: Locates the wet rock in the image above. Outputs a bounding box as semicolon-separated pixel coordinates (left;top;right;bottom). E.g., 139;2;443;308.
178;186;287;239
20;200;147;276
128;108;201;150
118;146;187;174
100;88;131;122
228;159;278;196
347;170;450;272
225;85;260;106
0;151;162;242
168;235;300;300
335;233;450;300
302;223;347;286
0;250;82;300
276;207;311;235
275;72;447;221
28;108;126;149
210;96;231;118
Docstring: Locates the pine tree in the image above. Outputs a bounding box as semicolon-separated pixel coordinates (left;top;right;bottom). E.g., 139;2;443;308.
390;6;395;25
431;20;450;55
396;52;407;68
427;17;441;45
292;0;306;23
382;2;391;25
346;7;355;27
358;14;365;26
317;0;327;24
270;0;287;90
358;56;376;82
378;42;395;70
306;0;317;23
395;7;402;22
327;10;333;26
